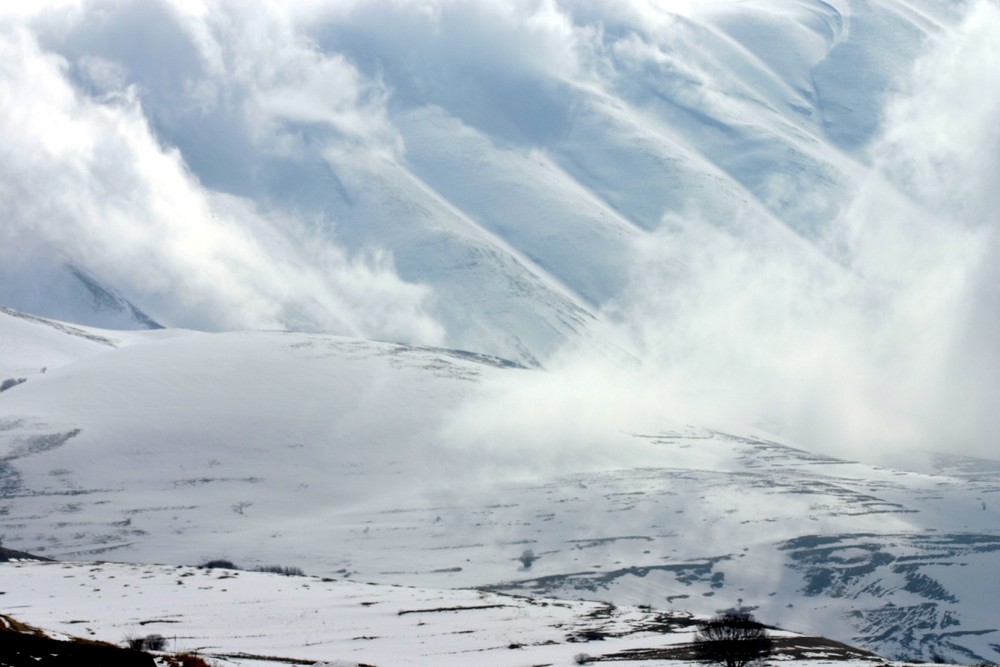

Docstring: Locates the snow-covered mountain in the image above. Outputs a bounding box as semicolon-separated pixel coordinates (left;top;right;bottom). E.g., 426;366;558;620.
1;308;998;663
0;265;161;332
1;0;991;364
4;0;998;455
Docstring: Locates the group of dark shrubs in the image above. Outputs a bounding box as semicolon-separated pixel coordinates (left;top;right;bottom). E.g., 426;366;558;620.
200;559;305;577
122;633;215;666
254;564;306;576
125;633;167;652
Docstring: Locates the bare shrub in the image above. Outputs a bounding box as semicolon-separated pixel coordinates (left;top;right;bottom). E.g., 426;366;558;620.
125;633;166;651
694;612;772;667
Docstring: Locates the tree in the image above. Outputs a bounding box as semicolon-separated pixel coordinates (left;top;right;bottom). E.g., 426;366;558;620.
694;612;772;667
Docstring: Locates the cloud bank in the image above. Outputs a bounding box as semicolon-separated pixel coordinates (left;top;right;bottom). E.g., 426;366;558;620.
0;1;442;343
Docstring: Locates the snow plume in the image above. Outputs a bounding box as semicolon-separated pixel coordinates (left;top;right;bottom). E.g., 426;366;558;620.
444;1;1000;464
870;0;1000;456
699;0;998;459
0;2;441;343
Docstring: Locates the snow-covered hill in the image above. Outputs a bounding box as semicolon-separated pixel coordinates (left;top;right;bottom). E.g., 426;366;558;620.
1;309;998;663
0;559;886;667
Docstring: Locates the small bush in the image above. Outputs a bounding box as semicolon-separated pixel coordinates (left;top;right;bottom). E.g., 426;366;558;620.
695;612;771;667
518;549;537;569
0;378;26;392
201;559;239;570
125;633;166;651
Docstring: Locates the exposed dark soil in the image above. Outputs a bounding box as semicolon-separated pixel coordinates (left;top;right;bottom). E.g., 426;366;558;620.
595;635;885;662
0;547;55;563
0;614;154;667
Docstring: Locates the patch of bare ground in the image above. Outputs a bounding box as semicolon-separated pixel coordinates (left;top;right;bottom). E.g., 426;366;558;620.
396;604;510;615
0;546;55;563
160;655;215;667
595;635;884;662
567;605;699;644
210;653;376;667
0;613;155;667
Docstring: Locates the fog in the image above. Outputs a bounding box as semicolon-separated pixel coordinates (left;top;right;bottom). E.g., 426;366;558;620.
439;0;1000;463
0;1;441;343
1;0;998;461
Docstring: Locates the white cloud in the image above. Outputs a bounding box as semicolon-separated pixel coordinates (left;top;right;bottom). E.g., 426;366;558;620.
182;2;401;155
615;0;1000;460
0;19;442;343
0;1;84;22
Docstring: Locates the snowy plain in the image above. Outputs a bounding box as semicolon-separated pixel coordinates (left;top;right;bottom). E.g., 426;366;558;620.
1;309;999;663
0;558;883;667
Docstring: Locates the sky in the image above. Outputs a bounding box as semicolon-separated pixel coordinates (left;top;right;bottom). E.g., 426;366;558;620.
1;0;998;462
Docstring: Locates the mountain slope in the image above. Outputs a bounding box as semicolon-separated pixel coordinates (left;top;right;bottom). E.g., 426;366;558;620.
0;264;162;334
0;0;974;365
